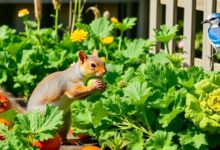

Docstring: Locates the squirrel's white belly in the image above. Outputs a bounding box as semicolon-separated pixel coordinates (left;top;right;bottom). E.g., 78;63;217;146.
50;95;75;114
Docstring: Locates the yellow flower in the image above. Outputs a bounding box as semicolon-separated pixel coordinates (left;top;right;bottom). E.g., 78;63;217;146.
101;36;114;45
18;8;29;17
111;17;119;24
100;57;106;62
70;29;88;42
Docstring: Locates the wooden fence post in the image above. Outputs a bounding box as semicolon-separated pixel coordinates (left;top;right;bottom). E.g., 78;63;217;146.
202;0;217;70
165;0;177;54
149;0;161;53
183;0;196;66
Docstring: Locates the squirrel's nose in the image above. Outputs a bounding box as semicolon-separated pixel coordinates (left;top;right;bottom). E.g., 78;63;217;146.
102;68;107;75
103;70;106;75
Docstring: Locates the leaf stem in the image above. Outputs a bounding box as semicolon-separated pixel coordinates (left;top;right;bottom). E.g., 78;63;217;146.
54;6;59;43
35;35;44;55
68;0;73;32
165;43;170;54
121;117;152;136
118;30;124;51
37;18;41;31
137;105;153;135
104;46;108;62
71;0;78;32
99;42;108;62
24;21;30;38
77;0;81;23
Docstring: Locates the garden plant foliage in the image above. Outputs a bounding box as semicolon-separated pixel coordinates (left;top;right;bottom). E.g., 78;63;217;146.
0;9;220;150
0;105;63;150
70;18;220;150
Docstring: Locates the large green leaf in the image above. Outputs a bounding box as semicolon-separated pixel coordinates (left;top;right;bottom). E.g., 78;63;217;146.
138;62;178;92
123;130;144;150
0;70;7;84
92;101;108;127
179;128;208;149
4;42;27;57
149;87;176;109
90;18;113;38
122;39;146;59
159;108;183;128
13;73;37;88
114;17;137;31
123;80;152;105
154;25;178;44
146;130;178;150
71;101;93;129
45;50;67;69
0;25;16;40
0;124;29;150
0;51;15;68
120;67;135;82
15;105;63;141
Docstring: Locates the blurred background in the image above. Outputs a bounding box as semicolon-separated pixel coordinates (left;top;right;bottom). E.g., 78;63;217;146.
0;0;148;38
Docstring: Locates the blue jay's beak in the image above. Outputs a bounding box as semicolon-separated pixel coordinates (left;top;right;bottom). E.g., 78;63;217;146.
201;19;209;24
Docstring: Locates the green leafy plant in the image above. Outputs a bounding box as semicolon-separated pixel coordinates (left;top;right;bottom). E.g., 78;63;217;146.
90;18;113;38
185;75;220;134
112;17;137;51
0;105;63;150
154;25;183;54
70;49;218;149
1;2;220;149
145;130;178;150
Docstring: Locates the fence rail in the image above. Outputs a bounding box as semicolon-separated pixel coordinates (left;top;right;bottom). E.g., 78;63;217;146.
149;0;220;70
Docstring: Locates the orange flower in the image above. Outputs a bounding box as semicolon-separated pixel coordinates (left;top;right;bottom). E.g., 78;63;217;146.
111;17;119;24
0;118;11;126
101;36;114;45
82;146;101;150
70;29;88;42
18;8;29;17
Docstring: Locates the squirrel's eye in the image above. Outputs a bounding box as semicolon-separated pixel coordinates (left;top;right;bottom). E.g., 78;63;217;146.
90;63;96;68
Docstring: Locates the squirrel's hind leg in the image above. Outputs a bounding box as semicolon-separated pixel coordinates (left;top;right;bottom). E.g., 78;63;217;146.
59;110;72;144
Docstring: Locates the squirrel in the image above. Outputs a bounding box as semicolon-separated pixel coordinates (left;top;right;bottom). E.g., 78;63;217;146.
1;50;106;143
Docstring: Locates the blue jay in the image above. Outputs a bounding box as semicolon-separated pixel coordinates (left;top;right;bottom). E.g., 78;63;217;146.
202;13;220;57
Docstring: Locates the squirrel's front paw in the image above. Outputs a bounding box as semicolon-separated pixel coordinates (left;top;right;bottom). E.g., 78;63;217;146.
92;79;106;91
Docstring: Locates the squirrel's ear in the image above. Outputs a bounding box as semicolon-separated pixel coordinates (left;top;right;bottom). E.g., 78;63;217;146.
79;50;88;64
92;49;99;57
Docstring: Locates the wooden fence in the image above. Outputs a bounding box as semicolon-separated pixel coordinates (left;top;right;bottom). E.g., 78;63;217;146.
149;0;220;71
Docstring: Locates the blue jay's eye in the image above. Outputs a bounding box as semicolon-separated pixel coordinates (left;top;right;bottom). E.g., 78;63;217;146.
210;18;216;21
90;63;96;68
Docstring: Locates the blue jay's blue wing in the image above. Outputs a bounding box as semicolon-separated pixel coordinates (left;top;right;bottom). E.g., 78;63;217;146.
208;27;220;48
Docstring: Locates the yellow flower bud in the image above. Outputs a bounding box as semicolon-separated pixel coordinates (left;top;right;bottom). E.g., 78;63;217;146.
100;36;114;45
110;17;119;24
18;8;30;17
